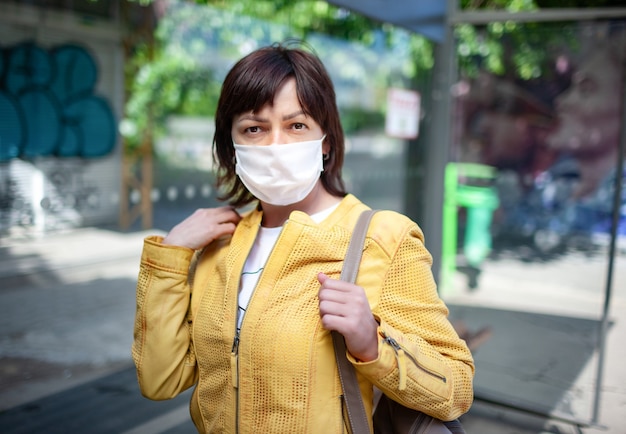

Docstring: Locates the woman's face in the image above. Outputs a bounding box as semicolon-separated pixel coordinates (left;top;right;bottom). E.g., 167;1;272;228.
547;48;622;155
231;78;327;152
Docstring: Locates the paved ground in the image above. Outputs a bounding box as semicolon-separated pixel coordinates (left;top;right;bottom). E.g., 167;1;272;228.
0;226;624;433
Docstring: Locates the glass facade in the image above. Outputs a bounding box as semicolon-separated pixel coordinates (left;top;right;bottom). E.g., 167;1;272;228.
446;19;625;422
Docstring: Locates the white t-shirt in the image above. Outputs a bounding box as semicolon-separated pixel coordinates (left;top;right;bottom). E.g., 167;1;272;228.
237;203;340;329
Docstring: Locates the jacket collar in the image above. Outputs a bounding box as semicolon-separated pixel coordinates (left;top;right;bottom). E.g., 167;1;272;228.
238;194;365;231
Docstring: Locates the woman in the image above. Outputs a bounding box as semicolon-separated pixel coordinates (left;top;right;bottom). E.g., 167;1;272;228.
132;43;474;433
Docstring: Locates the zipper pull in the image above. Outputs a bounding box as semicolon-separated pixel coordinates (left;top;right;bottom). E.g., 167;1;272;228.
231;334;240;388
231;333;240;354
380;331;407;390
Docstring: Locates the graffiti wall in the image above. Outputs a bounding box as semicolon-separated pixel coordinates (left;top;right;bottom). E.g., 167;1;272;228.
0;4;123;236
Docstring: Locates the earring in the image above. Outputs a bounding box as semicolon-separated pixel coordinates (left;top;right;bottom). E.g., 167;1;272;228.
323;153;330;161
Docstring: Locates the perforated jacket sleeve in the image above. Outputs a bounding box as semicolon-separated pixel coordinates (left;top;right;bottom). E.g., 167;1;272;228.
350;214;475;421
132;235;199;400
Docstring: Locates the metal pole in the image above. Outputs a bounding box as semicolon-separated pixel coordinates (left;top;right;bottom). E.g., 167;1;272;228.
422;0;457;284
592;31;626;425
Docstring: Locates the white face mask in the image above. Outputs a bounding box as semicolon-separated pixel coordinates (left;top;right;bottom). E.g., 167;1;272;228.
234;136;325;206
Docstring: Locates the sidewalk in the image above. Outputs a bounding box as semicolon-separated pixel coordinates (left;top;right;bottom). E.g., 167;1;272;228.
0;227;160;409
1;226;624;433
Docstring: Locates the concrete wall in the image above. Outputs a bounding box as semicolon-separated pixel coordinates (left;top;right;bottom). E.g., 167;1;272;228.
0;2;124;236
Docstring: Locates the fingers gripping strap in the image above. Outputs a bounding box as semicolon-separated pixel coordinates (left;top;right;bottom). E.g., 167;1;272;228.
332;209;378;434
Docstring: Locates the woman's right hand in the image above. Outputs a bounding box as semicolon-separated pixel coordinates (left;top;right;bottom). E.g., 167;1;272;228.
162;206;242;250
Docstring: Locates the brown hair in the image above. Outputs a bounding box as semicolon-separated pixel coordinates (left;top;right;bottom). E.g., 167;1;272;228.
212;42;347;207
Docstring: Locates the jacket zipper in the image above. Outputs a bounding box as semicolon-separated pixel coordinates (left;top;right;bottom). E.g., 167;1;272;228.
231;331;240;433
231;221;288;433
379;330;447;388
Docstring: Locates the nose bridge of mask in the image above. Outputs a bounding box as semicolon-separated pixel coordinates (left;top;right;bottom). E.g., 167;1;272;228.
270;148;299;180
235;143;299;182
241;145;280;167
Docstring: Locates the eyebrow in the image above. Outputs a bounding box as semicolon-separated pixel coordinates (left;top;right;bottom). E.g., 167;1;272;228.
236;110;306;123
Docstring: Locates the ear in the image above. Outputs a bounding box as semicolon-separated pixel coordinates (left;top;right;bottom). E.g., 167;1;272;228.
322;136;330;156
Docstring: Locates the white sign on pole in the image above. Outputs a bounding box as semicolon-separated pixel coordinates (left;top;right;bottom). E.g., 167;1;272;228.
385;88;421;139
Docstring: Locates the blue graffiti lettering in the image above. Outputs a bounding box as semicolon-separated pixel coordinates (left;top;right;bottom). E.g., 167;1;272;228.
0;42;116;161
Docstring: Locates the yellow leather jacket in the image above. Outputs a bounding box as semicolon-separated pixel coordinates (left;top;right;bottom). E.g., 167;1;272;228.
132;194;474;433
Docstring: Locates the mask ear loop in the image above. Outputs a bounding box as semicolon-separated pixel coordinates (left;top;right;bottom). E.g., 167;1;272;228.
322;152;330;174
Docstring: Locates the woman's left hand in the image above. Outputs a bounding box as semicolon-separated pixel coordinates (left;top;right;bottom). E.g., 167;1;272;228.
317;272;379;362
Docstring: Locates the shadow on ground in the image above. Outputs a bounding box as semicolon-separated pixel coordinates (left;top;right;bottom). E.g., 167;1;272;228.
0;366;195;434
449;304;605;425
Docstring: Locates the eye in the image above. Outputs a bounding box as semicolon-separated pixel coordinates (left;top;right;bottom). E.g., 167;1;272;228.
245;126;261;134
292;122;306;130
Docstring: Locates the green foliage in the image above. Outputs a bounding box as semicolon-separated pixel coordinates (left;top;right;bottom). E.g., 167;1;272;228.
122;2;225;151
340;107;386;134
455;0;588;80
199;0;389;44
456;0;626;79
122;0;433;152
456;20;579;79
121;0;621;152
